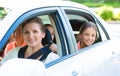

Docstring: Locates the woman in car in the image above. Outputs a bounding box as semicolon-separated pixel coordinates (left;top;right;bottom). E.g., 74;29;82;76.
77;21;98;50
0;17;59;65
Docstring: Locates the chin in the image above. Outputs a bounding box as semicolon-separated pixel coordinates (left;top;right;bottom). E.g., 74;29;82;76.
86;44;92;46
28;45;36;47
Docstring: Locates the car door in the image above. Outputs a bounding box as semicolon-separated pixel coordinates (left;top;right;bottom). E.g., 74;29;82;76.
60;7;120;76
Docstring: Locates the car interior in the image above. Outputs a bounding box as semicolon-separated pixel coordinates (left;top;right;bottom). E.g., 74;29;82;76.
0;16;60;63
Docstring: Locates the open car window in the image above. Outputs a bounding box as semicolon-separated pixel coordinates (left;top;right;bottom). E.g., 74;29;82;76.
0;9;64;65
65;11;101;44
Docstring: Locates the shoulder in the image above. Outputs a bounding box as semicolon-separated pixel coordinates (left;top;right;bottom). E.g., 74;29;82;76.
6;41;16;46
77;41;81;50
1;47;21;64
44;52;60;64
9;47;21;53
4;47;21;57
48;52;60;58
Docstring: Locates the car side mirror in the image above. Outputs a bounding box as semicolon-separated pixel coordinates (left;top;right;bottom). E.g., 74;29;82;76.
0;58;46;76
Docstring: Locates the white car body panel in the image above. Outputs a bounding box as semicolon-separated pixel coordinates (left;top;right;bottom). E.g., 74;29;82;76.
46;55;83;76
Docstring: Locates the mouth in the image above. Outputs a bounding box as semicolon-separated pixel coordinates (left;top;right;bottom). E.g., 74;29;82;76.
28;39;34;43
86;40;93;45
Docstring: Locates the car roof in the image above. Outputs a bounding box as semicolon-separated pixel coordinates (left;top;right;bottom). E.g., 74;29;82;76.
0;0;89;10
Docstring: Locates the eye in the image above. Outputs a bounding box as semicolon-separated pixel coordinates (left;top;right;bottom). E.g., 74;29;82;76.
24;31;29;35
84;33;89;36
92;34;96;37
33;30;38;33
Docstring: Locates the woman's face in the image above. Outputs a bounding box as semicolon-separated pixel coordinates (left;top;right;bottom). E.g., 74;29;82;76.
80;27;96;47
23;23;45;47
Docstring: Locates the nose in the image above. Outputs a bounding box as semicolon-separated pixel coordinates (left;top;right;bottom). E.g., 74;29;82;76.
88;35;93;40
28;32;34;38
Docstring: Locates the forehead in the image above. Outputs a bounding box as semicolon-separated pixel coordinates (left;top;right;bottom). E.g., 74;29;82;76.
83;27;96;33
22;23;42;32
24;23;41;28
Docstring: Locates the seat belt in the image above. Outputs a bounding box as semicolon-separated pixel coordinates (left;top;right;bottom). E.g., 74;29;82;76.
18;46;51;61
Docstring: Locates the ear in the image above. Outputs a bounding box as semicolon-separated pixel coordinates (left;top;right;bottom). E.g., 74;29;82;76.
95;32;99;40
79;33;82;39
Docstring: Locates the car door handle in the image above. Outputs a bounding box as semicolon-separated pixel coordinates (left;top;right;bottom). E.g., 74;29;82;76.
111;51;117;59
72;71;79;76
112;51;116;57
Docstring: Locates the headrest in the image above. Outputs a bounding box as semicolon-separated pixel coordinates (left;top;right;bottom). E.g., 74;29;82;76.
42;28;52;46
69;19;86;31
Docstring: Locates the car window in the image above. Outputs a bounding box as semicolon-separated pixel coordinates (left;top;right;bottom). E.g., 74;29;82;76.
64;8;103;50
66;14;101;42
2;14;61;57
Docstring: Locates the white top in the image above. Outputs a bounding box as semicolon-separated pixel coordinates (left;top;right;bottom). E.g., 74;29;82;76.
1;47;60;65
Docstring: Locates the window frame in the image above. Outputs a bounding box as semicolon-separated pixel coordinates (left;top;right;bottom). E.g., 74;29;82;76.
62;7;110;43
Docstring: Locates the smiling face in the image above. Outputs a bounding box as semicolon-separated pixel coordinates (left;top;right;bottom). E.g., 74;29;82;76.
79;27;96;48
23;23;45;48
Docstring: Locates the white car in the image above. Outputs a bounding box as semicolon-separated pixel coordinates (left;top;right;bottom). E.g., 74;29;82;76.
0;0;120;76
